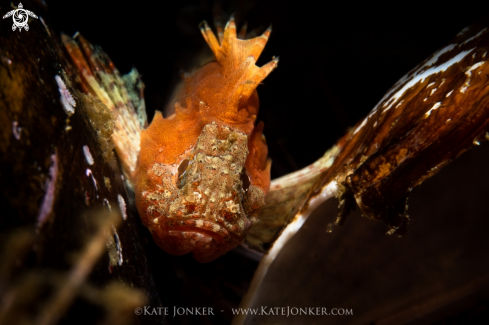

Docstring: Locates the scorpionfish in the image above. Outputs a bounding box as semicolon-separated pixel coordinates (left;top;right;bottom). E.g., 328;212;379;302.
134;17;278;262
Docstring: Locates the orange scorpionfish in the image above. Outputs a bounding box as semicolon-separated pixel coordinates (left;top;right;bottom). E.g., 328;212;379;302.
134;17;278;262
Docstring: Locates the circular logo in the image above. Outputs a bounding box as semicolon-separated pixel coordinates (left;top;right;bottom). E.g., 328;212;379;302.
13;10;28;28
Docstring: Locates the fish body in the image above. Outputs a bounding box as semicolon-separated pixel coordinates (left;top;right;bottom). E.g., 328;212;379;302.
134;18;277;262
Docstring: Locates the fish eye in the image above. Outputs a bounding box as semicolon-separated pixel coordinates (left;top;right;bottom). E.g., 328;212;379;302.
178;158;189;178
177;159;190;189
240;170;251;192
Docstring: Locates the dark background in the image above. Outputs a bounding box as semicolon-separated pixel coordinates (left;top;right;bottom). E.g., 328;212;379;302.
12;1;489;324
44;0;489;179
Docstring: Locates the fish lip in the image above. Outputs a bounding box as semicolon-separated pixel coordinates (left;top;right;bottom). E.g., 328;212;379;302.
153;222;242;262
159;218;232;240
149;217;251;262
160;216;251;239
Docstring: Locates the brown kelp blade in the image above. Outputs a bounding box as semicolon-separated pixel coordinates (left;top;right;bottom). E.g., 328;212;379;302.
248;21;489;250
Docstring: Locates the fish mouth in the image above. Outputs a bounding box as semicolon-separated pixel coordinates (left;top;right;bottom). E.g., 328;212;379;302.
151;219;242;263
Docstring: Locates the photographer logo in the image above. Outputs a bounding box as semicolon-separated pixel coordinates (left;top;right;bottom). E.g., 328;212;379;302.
3;3;38;32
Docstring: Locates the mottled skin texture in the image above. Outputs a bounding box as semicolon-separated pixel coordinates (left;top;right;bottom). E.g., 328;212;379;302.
134;18;277;262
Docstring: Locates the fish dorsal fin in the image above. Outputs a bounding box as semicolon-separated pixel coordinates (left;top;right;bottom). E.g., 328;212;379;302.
200;16;278;103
